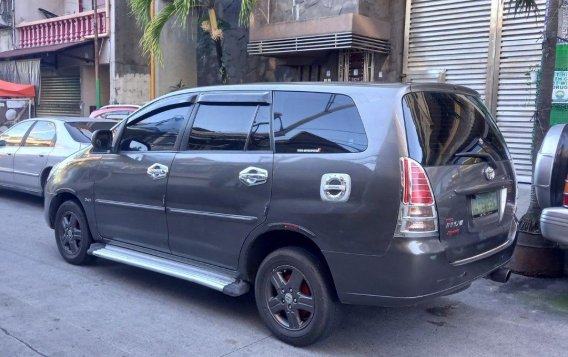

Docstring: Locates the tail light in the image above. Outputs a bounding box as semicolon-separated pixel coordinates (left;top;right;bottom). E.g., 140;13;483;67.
564;175;568;208
395;157;438;235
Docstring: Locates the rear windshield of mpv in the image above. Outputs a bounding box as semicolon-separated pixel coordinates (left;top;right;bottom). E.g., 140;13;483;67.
402;92;510;166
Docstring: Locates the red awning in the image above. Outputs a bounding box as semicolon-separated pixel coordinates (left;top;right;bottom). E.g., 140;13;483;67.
0;79;35;98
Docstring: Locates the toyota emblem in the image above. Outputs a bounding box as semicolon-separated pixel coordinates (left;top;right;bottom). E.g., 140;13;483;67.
483;166;496;181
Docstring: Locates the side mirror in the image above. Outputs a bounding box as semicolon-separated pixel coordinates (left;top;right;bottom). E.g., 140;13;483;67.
0;139;6;147
91;129;113;152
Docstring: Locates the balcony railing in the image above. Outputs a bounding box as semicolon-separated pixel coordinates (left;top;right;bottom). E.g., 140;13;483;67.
17;10;108;48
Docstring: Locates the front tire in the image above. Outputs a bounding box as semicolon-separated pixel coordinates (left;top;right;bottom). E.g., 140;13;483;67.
254;247;339;346
54;200;95;265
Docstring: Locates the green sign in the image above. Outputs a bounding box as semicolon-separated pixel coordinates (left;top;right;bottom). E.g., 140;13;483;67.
551;44;568;125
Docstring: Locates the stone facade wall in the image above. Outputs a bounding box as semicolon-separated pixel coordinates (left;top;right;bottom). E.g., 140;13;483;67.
269;0;358;23
197;0;405;86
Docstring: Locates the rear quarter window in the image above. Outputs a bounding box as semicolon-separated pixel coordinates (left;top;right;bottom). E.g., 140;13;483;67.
402;91;510;166
273;91;368;154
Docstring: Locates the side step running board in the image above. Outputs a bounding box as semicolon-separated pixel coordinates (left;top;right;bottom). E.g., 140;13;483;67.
88;244;249;296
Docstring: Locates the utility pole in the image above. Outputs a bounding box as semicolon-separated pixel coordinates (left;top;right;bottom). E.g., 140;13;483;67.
93;0;101;108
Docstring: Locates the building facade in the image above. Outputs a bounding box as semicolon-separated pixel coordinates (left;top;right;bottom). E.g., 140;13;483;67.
197;0;406;85
0;0;197;118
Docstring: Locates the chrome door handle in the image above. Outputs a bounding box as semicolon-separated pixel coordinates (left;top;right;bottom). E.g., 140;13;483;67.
239;167;268;186
147;163;169;180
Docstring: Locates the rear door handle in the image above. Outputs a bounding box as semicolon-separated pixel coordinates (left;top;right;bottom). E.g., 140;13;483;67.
239;167;268;186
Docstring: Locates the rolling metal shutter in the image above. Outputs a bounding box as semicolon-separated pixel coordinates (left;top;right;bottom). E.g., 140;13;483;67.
403;0;493;100
37;74;81;117
495;0;546;183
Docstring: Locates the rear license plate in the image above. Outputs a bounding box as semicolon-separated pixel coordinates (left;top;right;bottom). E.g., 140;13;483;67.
471;191;499;218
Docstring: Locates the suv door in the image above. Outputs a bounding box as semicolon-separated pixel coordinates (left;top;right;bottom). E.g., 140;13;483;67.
166;91;273;269
93;95;193;252
13;120;56;192
0;121;35;186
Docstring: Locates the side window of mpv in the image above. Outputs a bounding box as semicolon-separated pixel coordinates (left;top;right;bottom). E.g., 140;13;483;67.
120;105;190;152
186;103;270;151
273;91;367;154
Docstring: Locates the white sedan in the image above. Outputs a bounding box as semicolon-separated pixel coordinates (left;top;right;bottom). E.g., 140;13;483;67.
0;117;115;196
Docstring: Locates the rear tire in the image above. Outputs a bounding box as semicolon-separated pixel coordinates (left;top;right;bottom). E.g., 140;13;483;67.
254;247;339;346
54;200;95;265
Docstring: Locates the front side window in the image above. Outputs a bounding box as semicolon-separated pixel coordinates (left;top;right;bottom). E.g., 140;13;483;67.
120;105;189;152
0;121;34;146
186;104;270;151
273;91;368;154
24;121;56;147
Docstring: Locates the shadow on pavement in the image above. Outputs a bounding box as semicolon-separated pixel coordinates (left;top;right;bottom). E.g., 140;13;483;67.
0;189;43;207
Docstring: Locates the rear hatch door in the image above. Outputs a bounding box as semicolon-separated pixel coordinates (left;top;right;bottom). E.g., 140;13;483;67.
402;90;516;264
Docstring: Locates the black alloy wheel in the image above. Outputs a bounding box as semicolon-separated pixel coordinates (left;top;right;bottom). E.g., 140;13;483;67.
54;200;95;265
255;247;339;346
60;212;83;256
265;265;315;330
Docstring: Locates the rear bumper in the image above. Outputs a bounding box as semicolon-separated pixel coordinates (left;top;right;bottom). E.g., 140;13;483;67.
324;220;517;307
540;207;568;245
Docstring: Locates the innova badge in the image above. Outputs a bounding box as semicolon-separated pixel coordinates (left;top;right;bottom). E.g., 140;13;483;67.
483;166;496;181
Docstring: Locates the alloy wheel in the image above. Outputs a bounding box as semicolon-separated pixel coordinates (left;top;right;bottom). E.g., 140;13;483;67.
59;212;83;256
265;265;315;331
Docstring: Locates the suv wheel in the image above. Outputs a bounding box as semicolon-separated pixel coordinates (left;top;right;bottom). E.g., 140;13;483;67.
54;201;95;265
255;247;338;346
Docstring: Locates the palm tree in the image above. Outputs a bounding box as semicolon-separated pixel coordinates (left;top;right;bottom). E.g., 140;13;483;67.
128;0;257;83
510;0;563;276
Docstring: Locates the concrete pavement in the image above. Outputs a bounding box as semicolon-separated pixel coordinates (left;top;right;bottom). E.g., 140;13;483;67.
1;189;567;356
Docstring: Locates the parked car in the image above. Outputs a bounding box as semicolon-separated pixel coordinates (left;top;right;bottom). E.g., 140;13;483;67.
0;117;116;196
535;124;568;244
89;104;140;121
44;83;518;346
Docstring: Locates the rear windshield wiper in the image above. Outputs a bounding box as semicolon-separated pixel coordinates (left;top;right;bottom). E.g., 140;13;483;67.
454;152;497;169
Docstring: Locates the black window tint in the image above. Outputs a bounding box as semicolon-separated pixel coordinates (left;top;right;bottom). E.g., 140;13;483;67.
402;92;511;166
120;106;188;151
65;122;116;143
273;92;367;154
24;121;56;147
187;104;258;151
0;121;34;146
247;105;271;151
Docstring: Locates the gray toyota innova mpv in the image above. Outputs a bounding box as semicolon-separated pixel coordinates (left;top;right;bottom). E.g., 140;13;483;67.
45;83;517;346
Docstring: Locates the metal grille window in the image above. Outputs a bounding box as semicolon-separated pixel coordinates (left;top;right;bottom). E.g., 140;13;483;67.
339;50;374;82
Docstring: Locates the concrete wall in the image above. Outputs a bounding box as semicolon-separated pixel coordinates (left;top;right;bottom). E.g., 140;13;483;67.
154;2;198;96
14;1;64;23
0;29;12;52
80;64;110;116
375;0;406;83
110;0;149;105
